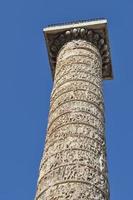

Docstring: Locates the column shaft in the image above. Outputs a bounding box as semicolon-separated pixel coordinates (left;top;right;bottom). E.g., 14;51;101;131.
35;40;109;200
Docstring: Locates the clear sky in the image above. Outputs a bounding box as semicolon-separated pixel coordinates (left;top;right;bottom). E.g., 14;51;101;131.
0;0;133;199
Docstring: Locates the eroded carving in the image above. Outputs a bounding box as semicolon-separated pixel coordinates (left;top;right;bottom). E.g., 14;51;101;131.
35;40;109;200
46;28;112;79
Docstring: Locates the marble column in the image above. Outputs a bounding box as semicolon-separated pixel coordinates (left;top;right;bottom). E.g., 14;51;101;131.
35;19;113;200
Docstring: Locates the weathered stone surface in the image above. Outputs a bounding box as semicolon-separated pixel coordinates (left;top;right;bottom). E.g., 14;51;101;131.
35;40;109;200
44;19;113;80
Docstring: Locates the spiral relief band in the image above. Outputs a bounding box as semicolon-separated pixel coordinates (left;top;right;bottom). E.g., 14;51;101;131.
34;19;113;200
35;39;110;200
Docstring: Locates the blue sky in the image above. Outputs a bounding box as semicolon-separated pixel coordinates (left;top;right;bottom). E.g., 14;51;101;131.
0;0;133;199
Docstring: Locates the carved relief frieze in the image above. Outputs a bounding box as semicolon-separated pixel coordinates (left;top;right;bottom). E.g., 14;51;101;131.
35;38;109;200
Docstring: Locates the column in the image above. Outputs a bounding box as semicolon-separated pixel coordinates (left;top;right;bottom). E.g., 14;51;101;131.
35;39;109;200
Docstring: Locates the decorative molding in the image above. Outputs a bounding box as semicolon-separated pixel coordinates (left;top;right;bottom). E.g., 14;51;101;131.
44;19;113;80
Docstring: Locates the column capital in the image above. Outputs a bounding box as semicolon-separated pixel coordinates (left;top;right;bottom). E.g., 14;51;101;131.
43;18;113;80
